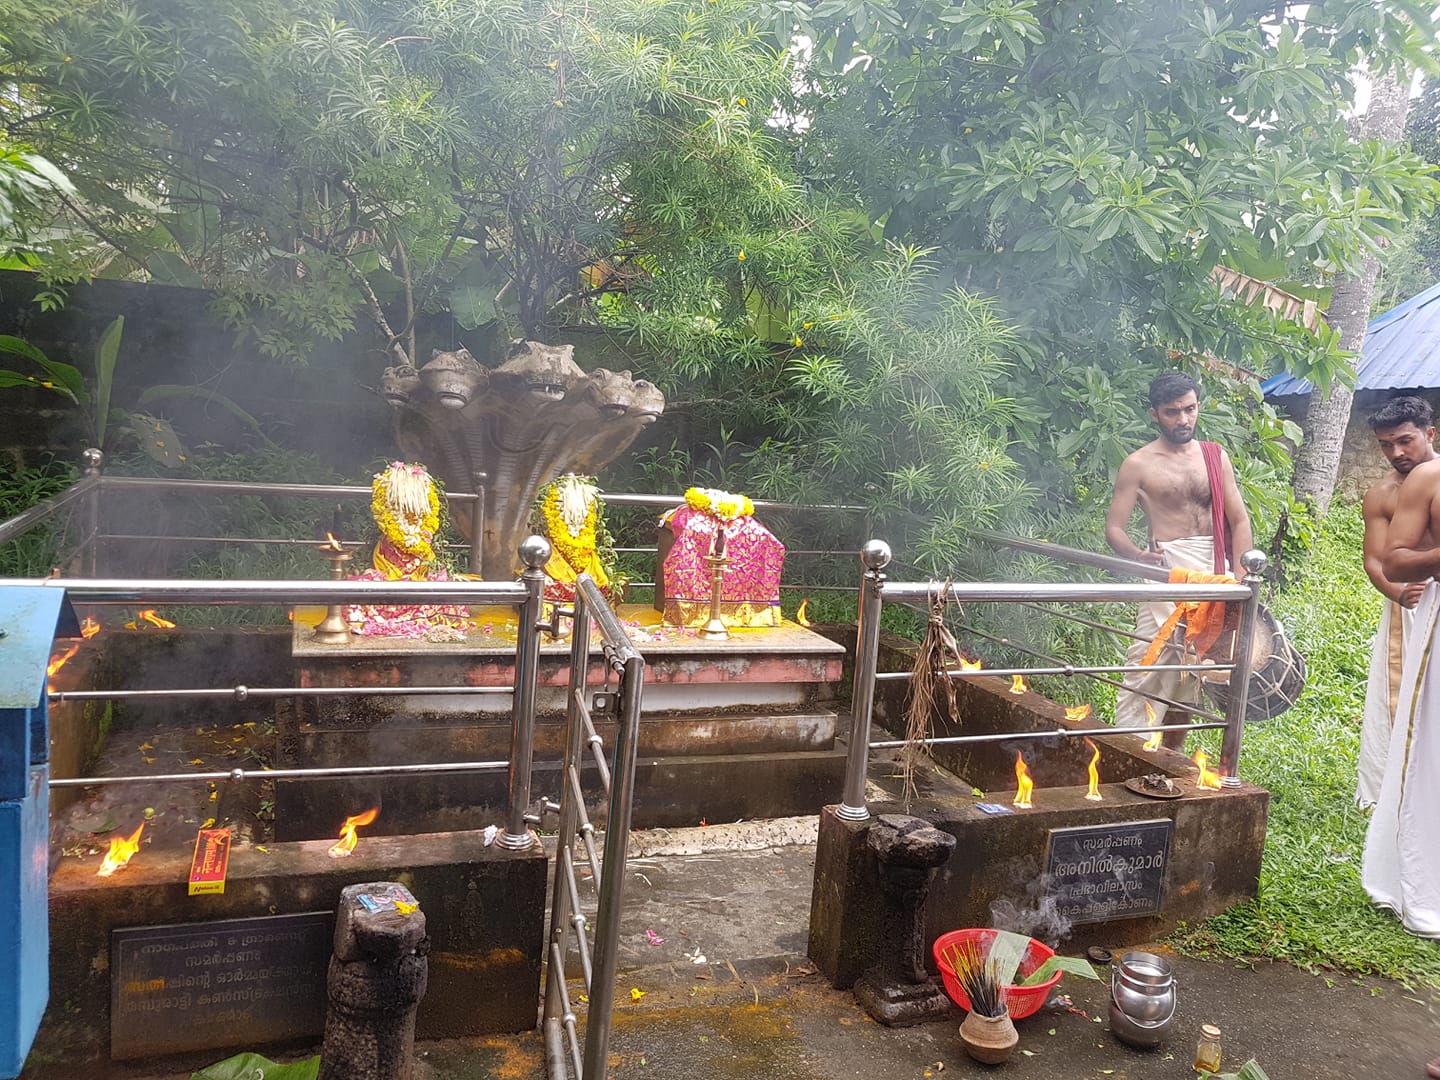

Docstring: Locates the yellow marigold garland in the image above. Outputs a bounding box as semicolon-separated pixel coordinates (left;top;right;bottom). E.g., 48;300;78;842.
540;477;600;572
684;486;754;521
372;462;442;565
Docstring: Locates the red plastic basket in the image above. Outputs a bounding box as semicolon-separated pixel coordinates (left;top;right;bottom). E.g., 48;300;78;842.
932;928;1062;1020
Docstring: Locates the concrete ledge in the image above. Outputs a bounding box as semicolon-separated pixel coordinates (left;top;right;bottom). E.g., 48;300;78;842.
37;829;546;1069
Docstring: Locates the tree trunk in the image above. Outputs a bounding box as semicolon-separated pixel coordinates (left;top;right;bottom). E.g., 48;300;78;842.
1292;72;1411;515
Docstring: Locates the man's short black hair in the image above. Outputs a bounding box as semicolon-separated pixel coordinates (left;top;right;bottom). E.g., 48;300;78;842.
1368;395;1434;431
1148;372;1200;410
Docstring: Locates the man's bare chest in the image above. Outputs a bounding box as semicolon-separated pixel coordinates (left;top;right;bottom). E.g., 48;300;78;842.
1139;462;1212;511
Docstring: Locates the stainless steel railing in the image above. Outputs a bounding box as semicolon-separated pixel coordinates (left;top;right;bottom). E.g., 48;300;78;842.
24;541;553;851
1;450;871;583
838;540;1266;822
542;574;645;1080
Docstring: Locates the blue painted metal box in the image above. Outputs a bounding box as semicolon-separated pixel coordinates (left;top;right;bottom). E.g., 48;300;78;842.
1;586;69;1079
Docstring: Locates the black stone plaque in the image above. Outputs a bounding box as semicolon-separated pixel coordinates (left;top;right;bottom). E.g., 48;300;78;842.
110;912;333;1060
1044;818;1173;926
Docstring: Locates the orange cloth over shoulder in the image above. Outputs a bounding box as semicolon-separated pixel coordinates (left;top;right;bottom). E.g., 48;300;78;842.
1139;567;1236;667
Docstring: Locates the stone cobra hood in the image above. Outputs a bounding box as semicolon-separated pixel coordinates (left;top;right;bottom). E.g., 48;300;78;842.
384;340;664;575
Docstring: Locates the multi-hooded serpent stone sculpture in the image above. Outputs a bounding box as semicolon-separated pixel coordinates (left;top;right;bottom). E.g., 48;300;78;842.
381;341;664;576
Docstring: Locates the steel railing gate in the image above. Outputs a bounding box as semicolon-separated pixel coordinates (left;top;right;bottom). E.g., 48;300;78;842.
542;574;645;1080
838;539;1267;822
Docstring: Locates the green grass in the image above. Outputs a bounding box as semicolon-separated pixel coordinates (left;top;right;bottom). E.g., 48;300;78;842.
0;458;79;576
1171;499;1440;986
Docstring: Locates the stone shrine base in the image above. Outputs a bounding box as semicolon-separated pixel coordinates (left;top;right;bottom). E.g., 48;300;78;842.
35;829;545;1071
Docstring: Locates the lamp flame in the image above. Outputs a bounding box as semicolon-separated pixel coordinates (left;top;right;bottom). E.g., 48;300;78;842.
47;644;79;692
960;657;982;672
328;806;380;857
80;616;100;639
796;599;811;627
323;532;344;552
1065;704;1092;722
1013;752;1033;809
97;823;145;877
1009;674;1028;695
1084;737;1102;800
137;610;175;629
1193;750;1223;790
1142;701;1162;752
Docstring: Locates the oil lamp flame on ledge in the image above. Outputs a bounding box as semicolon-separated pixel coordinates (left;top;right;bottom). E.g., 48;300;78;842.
1142;701;1162;752
97;822;145;877
1084;737;1103;801
1013;751;1034;809
1193;750;1223;791
329;806;379;857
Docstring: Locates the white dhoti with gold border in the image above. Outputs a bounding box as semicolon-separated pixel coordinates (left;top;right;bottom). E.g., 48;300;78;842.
1356;598;1413;809
1362;581;1440;939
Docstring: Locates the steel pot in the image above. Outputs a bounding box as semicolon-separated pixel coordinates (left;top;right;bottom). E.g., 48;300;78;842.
1108;951;1176;1047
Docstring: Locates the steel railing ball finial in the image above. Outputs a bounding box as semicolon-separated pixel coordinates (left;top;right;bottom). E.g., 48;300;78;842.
81;447;104;472
518;535;552;570
860;539;892;572
1239;549;1267;577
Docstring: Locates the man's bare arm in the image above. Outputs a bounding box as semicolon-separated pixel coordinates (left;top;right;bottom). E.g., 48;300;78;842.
1383;461;1440;582
1219;448;1253;562
1105;456;1162;563
1361;486;1409;602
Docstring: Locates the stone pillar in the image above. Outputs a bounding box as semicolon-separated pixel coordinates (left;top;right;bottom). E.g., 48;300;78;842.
852;814;956;1026
320;883;430;1080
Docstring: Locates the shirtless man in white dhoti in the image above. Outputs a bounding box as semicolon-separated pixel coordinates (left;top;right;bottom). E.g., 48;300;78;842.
1105;372;1252;750
1357;397;1435;809
1368;451;1440;943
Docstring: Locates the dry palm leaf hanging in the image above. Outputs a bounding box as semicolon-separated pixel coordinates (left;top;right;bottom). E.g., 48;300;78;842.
901;580;963;809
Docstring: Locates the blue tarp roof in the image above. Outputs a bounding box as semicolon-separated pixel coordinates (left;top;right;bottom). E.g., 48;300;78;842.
1261;279;1440;397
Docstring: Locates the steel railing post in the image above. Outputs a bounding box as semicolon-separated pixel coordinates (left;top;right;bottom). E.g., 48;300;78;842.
470;470;487;577
581;649;644;1080
500;535;551;850
1220;549;1267;786
838;540;891;821
544;580;591;1052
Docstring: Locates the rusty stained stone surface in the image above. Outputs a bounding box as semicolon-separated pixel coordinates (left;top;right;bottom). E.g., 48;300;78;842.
37;830;547;1070
382;341;663;576
852;815;956;1026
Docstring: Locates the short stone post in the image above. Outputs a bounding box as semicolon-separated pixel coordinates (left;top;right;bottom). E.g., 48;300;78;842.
319;883;430;1080
853;814;957;1026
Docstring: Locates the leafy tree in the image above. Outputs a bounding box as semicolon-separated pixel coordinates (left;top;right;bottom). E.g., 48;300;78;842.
1292;71;1414;514
1374;77;1440;312
0;138;72;255
0;0;801;360
1;0;1035;575
784;0;1439;527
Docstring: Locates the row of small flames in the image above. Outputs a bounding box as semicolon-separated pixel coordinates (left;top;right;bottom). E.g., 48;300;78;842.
92;808;381;879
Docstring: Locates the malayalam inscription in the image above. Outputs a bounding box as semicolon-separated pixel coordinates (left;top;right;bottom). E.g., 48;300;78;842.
1044;818;1172;925
110;912;332;1060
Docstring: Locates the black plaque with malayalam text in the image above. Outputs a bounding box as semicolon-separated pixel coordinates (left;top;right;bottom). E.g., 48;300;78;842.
110;912;333;1060
1044;818;1172;926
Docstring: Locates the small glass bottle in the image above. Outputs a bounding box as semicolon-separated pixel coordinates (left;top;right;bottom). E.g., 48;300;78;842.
1193;1023;1222;1074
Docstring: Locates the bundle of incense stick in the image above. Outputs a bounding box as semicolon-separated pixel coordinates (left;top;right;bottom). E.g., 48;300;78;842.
901;580;961;809
945;941;1006;1018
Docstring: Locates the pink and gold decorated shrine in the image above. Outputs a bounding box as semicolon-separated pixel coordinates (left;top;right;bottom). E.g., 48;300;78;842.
656;488;785;629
